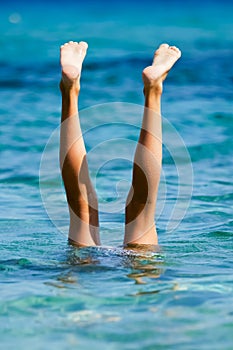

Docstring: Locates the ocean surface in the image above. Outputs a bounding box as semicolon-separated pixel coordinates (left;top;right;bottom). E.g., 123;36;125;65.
1;0;233;349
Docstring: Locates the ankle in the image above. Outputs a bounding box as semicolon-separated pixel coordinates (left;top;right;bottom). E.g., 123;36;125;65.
143;83;163;97
144;88;161;110
60;80;80;97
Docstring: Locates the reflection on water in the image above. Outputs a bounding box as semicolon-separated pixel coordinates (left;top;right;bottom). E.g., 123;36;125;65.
64;244;165;286
126;259;163;285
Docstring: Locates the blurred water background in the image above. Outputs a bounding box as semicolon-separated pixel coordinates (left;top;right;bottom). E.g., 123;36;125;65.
0;0;233;349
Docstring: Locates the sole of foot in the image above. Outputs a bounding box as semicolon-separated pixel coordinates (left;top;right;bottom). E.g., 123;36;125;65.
142;43;181;94
60;41;88;92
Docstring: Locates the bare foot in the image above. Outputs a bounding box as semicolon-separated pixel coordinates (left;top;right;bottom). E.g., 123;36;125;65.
60;41;88;93
142;43;181;94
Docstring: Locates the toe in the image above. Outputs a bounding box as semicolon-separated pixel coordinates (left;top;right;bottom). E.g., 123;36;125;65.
154;43;169;56
79;41;88;50
159;43;169;49
169;46;181;55
170;46;179;52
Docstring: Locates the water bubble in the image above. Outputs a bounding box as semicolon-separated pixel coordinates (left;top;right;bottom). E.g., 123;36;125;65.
9;13;22;24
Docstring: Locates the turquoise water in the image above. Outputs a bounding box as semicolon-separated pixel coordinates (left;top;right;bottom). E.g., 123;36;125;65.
1;0;233;349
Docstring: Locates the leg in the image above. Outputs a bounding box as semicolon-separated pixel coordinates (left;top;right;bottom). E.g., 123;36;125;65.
59;41;100;246
124;43;181;246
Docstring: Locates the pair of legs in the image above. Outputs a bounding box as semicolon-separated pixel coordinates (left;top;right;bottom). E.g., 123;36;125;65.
59;41;181;247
